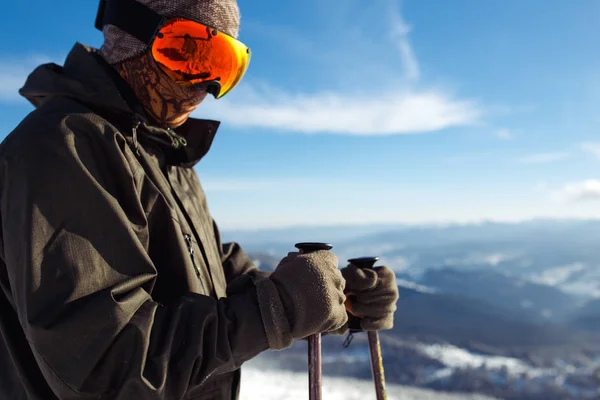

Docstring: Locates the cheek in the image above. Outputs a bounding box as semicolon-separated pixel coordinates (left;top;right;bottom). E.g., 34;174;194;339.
154;62;205;103
187;89;208;104
169;79;207;105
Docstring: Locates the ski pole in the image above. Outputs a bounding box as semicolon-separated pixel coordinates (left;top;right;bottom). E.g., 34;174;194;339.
295;242;334;400
347;257;387;400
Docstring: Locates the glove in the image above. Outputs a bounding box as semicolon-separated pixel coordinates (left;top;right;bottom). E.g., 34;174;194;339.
334;264;399;333
255;251;348;350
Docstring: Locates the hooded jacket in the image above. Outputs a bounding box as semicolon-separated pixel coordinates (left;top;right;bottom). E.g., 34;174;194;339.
0;43;273;400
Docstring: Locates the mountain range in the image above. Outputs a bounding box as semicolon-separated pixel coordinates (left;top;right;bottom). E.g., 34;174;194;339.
225;219;600;399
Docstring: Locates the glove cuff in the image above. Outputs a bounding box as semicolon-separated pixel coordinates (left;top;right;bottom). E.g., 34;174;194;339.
255;278;293;350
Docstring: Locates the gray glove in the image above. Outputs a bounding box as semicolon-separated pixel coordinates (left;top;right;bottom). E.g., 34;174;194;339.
255;251;348;350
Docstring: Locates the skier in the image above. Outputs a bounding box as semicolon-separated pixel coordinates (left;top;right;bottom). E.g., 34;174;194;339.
0;0;399;399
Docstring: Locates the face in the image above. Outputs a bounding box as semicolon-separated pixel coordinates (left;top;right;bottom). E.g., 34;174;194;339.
116;50;208;128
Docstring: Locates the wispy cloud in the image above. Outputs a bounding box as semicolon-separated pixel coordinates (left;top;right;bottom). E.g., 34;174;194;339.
580;142;600;159
518;152;570;164
388;1;420;81
560;179;600;201
199;175;411;194
495;128;514;140
195;2;482;135
0;65;30;102
530;263;587;286
6;5;482;136
0;55;58;103
200;86;480;135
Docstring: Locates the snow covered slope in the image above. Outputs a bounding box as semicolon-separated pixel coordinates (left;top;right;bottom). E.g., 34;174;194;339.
239;366;498;400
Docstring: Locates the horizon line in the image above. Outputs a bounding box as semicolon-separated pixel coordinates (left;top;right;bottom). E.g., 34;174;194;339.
221;216;600;232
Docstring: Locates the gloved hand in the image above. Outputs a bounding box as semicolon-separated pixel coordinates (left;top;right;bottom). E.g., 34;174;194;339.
333;263;399;333
255;250;348;350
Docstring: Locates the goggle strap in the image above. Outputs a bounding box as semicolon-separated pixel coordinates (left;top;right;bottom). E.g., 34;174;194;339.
95;0;164;45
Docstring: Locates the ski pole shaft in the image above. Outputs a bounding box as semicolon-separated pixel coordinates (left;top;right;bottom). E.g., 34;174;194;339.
308;334;321;400
367;331;386;400
295;242;334;400
347;257;388;400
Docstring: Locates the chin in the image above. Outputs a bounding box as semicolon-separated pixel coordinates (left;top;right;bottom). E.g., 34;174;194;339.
165;112;194;128
165;118;188;129
190;95;208;107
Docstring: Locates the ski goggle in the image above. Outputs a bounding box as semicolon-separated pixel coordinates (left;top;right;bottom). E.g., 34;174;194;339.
151;18;251;99
95;0;251;99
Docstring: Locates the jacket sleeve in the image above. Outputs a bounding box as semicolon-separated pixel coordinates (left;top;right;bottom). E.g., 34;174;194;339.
0;116;270;399
212;220;272;284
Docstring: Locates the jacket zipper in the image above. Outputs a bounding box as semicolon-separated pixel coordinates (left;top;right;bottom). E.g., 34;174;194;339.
184;234;206;293
166;128;188;149
125;117;208;294
129;115;187;150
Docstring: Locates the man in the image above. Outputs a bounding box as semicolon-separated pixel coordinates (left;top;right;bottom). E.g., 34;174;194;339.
0;0;399;399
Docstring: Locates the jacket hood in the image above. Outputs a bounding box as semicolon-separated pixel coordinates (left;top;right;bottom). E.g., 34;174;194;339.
18;43;220;167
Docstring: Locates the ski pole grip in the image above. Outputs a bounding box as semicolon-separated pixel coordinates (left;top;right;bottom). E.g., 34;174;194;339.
294;242;333;400
348;257;379;269
295;242;334;254
347;256;380;332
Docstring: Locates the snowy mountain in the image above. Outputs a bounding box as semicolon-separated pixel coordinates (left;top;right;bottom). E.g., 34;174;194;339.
233;219;600;300
419;268;579;322
252;253;582;348
391;285;581;349
571;298;600;331
239;363;498;400
228;219;600;399
245;337;600;400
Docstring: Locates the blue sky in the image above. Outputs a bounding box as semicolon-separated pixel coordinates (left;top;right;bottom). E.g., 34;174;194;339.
2;0;600;229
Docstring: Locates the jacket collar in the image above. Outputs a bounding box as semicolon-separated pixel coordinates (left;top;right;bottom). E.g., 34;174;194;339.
19;43;221;167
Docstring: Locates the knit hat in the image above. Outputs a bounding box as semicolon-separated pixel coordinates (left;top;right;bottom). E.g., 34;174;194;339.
99;0;241;65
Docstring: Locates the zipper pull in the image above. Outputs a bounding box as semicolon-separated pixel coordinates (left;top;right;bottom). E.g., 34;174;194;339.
131;116;142;155
184;234;195;255
166;128;188;149
184;234;201;279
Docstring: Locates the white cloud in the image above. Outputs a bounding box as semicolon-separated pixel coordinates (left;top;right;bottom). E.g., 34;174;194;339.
194;3;481;135
518;152;570;164
390;256;410;271
5;7;481;136
530;263;587;286
199;86;480;135
443;252;514;267
0;55;59;103
560;179;600;201
397;279;437;293
484;253;510;266
580;142;600;159
561;279;600;298
0;65;30;102
415;343;548;377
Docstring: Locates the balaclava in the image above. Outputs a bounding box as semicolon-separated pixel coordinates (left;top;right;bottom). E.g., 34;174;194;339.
99;0;241;65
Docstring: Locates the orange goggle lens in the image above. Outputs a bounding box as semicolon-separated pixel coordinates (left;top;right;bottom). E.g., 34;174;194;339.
151;18;251;99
